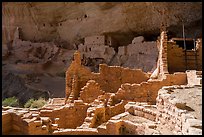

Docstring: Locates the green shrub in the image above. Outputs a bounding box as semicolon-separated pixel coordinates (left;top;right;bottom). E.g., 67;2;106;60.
30;98;47;108
24;98;35;108
2;97;19;107
24;97;47;108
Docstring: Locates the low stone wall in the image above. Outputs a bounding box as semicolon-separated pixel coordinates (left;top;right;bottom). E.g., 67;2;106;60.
79;80;104;103
122;120;146;135
52;128;98;135
2;108;52;135
125;103;157;122
79;100;126;129
106;100;126;120
156;85;202;135
105;120;124;135
100;119;146;135
40;101;88;129
115;72;187;104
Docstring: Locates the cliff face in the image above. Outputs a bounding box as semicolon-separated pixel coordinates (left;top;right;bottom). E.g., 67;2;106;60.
2;2;202;47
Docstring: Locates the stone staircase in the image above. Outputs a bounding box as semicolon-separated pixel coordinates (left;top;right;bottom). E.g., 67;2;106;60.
125;102;157;122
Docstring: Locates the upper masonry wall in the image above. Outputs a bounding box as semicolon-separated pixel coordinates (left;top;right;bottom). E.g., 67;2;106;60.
85;36;106;45
167;38;202;73
84;35;114;46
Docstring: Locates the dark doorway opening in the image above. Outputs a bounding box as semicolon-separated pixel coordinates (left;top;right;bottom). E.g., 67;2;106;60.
175;40;195;50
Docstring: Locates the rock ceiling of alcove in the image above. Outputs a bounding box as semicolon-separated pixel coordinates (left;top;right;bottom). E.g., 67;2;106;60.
2;2;202;46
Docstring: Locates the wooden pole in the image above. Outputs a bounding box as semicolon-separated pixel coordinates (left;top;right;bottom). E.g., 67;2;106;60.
182;22;187;70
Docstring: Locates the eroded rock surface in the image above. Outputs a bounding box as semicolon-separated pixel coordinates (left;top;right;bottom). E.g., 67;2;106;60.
2;2;202;46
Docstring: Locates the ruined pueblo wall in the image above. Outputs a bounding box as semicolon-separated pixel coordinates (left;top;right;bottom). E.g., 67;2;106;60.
105;120;124;135
40;102;88;129
85;35;106;45
105;101;126;121
65;52;96;99
167;39;202;73
79;80;104;103
156;85;202;135
2;110;50;135
78;35;116;65
167;42;185;73
52;128;98;135
9;35;59;64
122;120;146;135
96;64;150;93
103;119;145;135
115;72;187;104
66;55;150;99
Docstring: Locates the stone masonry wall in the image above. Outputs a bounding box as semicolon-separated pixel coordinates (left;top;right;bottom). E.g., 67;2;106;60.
79;80;105;103
167;42;185;73
65;51;150;102
40;101;88;129
52;128;98;135
78;35;115;66
84;36;106;45
97;65;150;93
156;85;202;135
2;109;52;135
167;39;202;73
115;72;187;104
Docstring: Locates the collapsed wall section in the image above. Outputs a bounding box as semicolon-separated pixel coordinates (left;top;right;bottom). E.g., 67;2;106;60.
97;64;150;93
114;72;187;104
40;101;88;129
65;51;150;103
79;80;104;103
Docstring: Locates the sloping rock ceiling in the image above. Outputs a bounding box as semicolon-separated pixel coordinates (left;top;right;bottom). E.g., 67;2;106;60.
2;2;202;47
